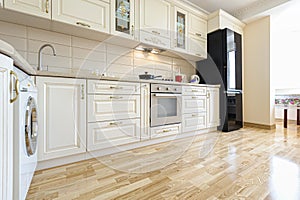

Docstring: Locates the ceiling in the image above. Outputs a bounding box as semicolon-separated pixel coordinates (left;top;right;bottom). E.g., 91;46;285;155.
185;0;293;22
186;0;259;13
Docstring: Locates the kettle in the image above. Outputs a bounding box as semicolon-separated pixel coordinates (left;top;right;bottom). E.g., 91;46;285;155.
190;75;200;84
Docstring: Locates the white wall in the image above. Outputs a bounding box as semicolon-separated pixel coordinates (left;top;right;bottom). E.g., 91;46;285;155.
272;1;300;89
244;16;275;126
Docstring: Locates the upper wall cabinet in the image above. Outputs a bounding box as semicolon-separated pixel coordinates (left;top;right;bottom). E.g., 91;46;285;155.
188;13;207;40
140;0;171;49
111;0;136;40
52;0;110;33
172;6;188;53
188;14;207;58
4;0;51;19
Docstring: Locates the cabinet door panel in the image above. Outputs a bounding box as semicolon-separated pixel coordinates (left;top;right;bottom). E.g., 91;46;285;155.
182;113;206;133
0;55;13;200
4;0;51;18
173;6;188;52
182;96;206;114
207;87;220;127
88;119;140;151
88;94;140;122
88;80;140;95
188;35;207;58
52;0;109;33
140;83;150;140
182;86;206;96
111;0;135;39
140;0;171;38
37;77;86;161
189;14;207;39
150;124;181;139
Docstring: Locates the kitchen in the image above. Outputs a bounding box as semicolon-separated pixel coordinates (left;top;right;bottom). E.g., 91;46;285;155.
1;0;300;199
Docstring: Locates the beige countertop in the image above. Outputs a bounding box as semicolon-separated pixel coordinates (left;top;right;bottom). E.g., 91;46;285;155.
36;70;221;88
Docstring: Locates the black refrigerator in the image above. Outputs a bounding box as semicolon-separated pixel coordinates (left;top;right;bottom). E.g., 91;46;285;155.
197;28;243;132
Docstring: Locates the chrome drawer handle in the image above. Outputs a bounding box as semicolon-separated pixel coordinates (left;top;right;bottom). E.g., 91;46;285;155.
76;22;91;28
195;33;202;37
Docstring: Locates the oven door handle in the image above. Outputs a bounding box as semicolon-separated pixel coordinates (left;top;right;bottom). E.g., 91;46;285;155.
153;93;182;97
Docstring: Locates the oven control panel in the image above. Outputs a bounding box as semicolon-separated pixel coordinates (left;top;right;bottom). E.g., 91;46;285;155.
151;84;182;93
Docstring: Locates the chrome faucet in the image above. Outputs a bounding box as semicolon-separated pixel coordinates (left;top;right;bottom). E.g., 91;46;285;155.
38;44;56;71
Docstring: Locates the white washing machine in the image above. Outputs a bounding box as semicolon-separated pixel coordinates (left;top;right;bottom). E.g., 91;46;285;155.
13;67;38;200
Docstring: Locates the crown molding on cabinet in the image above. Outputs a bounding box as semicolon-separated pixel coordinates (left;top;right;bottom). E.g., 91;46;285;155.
232;0;291;22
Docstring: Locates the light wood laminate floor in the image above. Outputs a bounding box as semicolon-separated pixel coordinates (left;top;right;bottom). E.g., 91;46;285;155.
27;123;300;200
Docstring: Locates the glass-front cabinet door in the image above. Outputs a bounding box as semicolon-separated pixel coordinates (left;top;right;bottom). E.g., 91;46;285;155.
173;6;188;52
111;0;135;39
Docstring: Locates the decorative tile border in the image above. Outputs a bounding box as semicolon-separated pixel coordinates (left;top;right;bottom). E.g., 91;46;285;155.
275;95;300;105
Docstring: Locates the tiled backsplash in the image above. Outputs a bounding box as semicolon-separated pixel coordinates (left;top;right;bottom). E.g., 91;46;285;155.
0;20;196;80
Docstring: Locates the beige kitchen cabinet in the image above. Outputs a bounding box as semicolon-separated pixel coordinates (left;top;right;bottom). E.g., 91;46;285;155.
140;83;150;140
0;0;3;7
182;86;206;96
88;80;140;95
140;0;171;48
182;95;207;114
188;35;207;58
87;80;141;151
0;55;13;200
150;123;181;139
111;0;136;40
87;118;140;151
188;13;207;58
4;0;51;18
188;13;207;39
88;94;141;122
207;87;220;128
182;112;206;133
36;77;87;161
182;86;207;133
208;9;245;35
52;0;109;33
172;6;188;53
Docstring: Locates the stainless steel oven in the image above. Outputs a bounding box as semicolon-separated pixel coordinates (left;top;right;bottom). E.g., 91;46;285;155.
150;84;182;127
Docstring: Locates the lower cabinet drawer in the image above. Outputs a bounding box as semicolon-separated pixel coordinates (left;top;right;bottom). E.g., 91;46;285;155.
182;112;207;133
150;124;181;139
88;94;140;122
87;119;140;151
182;96;207;114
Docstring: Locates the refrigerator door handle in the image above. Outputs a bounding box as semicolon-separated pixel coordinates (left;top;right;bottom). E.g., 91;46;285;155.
224;90;243;94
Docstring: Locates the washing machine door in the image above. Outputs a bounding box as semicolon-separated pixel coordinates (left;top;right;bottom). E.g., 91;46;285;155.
25;96;38;156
